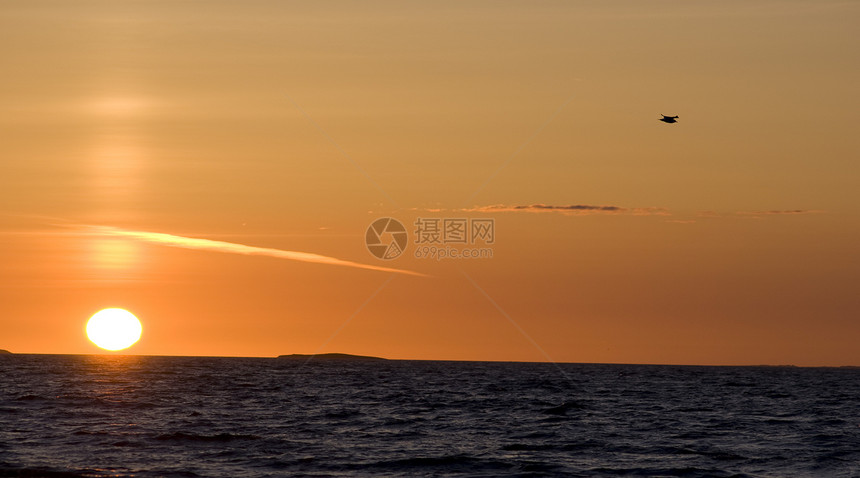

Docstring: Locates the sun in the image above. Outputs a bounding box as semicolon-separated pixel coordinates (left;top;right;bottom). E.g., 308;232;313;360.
86;308;142;351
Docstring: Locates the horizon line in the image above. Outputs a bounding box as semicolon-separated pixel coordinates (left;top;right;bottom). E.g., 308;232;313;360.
2;351;856;369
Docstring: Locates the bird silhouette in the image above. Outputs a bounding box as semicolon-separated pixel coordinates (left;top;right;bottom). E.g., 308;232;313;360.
659;115;679;124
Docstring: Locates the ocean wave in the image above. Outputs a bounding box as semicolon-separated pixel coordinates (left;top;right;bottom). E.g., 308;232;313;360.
2;356;858;477
154;432;261;442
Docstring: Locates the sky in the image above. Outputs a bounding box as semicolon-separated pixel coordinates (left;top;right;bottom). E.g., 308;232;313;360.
1;0;858;365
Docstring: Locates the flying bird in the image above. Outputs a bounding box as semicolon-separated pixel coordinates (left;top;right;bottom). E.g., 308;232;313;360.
659;115;679;124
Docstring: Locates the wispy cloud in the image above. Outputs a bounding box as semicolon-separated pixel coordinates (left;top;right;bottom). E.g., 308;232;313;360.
459;204;670;216
86;226;425;277
700;209;825;218
665;219;697;224
735;209;824;216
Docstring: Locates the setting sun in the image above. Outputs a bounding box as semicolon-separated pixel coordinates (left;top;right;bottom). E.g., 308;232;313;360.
86;308;142;351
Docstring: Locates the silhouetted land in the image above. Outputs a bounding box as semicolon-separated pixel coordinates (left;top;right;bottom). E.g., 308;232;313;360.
277;353;386;361
0;349;11;354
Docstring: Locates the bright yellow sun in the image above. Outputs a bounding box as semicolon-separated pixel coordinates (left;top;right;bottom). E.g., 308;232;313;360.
86;308;142;351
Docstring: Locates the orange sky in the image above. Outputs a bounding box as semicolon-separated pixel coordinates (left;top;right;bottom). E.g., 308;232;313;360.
1;0;858;365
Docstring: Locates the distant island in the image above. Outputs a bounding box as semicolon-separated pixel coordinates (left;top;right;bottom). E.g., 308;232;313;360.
0;349;11;354
277;353;386;361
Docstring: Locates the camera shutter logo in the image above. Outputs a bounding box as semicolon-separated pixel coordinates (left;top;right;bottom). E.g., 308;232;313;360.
365;218;408;260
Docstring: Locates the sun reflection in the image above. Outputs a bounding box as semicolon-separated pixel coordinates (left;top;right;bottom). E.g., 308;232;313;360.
90;238;140;270
89;96;152;117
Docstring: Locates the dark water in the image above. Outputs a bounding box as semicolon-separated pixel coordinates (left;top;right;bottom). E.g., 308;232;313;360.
0;355;858;477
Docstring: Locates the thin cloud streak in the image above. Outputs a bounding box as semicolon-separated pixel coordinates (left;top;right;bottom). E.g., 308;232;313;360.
735;209;824;216
86;226;426;277
461;204;670;216
699;209;825;218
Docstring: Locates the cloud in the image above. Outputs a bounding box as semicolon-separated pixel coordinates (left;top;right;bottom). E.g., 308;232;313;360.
699;209;825;218
665;219;697;224
85;226;425;277
735;209;824;216
460;204;670;216
471;204;622;212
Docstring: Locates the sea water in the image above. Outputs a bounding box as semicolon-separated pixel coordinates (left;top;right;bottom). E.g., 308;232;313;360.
1;355;858;477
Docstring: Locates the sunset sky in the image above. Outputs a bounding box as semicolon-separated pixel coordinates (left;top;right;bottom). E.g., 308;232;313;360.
1;0;858;365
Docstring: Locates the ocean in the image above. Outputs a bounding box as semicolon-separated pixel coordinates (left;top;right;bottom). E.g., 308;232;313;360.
0;355;857;477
